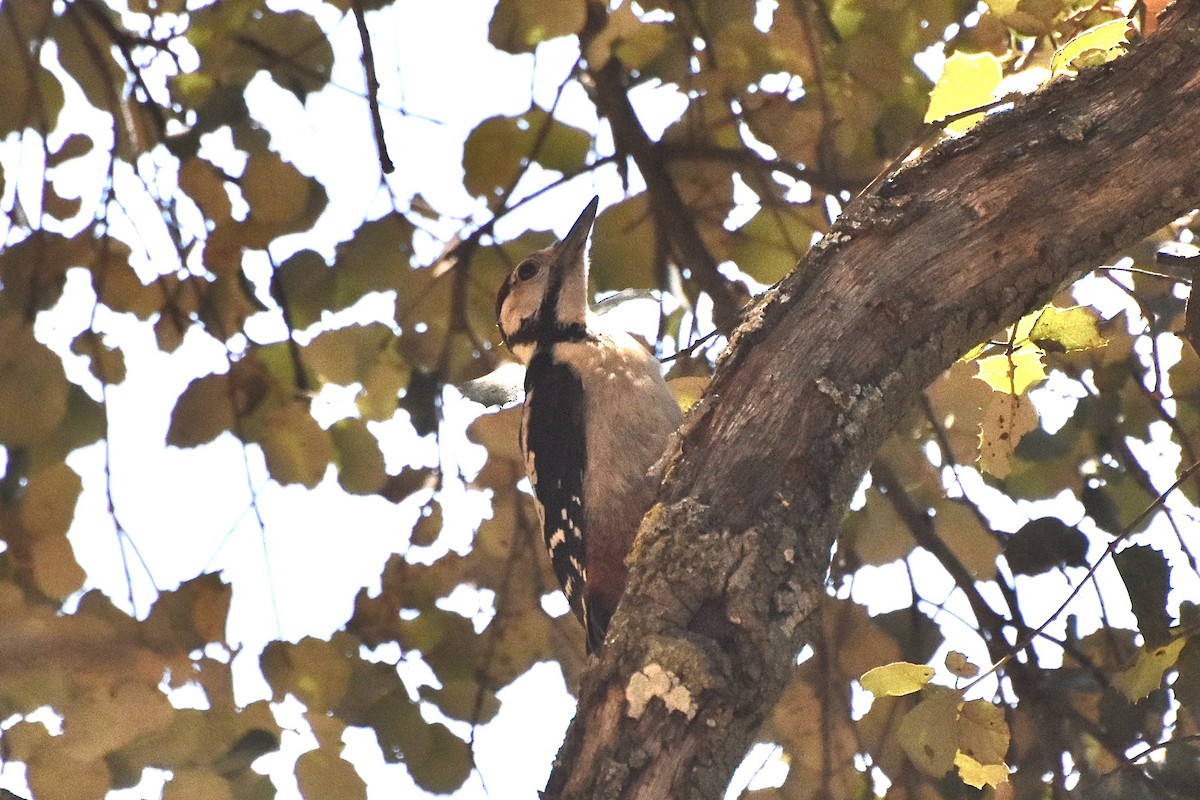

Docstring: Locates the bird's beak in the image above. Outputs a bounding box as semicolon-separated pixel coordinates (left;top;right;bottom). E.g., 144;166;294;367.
556;196;599;265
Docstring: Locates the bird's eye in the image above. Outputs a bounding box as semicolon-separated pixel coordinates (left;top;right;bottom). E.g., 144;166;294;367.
516;261;539;281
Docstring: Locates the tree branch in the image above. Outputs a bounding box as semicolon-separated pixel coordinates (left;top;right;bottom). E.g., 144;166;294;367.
546;1;1200;796
582;6;743;332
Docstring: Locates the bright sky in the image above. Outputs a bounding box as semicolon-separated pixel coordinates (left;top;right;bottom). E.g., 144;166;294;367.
3;1;1198;798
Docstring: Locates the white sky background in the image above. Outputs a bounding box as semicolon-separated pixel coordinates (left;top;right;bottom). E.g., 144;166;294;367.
2;0;1199;798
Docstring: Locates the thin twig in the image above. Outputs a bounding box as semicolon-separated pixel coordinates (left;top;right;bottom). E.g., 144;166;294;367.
352;1;393;174
964;457;1200;693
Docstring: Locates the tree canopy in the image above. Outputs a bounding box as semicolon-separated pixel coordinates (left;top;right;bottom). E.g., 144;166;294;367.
0;0;1198;799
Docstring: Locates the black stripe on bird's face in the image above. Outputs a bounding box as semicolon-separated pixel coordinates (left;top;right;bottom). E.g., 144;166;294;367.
495;197;599;352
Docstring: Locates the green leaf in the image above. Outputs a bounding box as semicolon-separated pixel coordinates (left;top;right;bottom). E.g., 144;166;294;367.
237;10;333;100
259;402;333;488
488;0;586;53
303;323;395;387
272;250;334;330
1029;305;1108;353
860;662;935;697
1003;517;1088;576
330;418;387;496
590;195;657;291
462;109;591;198
727;205;817;285
1113;545;1172;647
333;213;416;305
260;636;354;713
925;52;1002;133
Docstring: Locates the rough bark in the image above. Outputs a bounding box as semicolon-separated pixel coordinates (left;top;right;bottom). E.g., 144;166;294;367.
544;2;1200;798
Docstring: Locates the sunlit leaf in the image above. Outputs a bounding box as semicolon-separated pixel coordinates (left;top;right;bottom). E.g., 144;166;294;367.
978;391;1038;478
897;686;960;777
1051;19;1132;76
954;751;1010;789
976;348;1046;394
945;651;980;680
956;699;1010;768
1029;305;1108;353
860;662;935;697
926;52;1002;132
1113;637;1188;702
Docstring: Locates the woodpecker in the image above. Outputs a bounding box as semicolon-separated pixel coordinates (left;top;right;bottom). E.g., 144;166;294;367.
495;197;683;653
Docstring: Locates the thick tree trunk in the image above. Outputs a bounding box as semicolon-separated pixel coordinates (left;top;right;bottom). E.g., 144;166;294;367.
544;1;1200;797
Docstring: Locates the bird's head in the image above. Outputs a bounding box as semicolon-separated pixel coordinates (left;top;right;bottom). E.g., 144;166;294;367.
495;196;599;364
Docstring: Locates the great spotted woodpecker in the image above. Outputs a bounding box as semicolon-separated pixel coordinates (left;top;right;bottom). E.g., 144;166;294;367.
494;197;683;653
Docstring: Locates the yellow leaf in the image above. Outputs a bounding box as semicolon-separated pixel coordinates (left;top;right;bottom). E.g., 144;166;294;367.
1028;305;1108;352
898;686;961;777
976;348;1046;394
944;651;980;680
957;699;1010;766
489;0;586;54
1113;637;1188;702
860;661;935;697
668;376;709;413
979;392;1038;478
926;52;1003;133
955;752;1011;788
1051;19;1131;76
